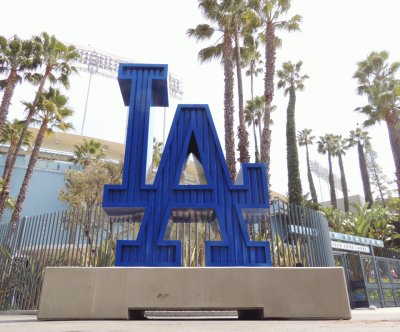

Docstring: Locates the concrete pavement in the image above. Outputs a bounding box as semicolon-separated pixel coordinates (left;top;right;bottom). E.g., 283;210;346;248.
0;308;399;331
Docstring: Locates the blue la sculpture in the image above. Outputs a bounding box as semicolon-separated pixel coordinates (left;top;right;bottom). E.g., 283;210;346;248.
102;63;271;267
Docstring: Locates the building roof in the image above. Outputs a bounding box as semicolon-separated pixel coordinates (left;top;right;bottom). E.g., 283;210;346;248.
0;128;125;162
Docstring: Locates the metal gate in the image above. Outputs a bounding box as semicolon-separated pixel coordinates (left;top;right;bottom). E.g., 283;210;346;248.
334;252;400;308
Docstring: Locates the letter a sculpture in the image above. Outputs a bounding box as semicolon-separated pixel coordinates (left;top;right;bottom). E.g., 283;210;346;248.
103;64;271;267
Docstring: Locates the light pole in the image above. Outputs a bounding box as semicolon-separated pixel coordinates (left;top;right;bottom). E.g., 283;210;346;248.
70;45;184;137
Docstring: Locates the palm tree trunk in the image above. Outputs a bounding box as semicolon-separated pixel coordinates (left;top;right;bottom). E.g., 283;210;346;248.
261;21;276;181
305;143;318;204
234;28;249;164
286;86;302;204
0;69;18;135
358;142;373;207
223;31;236;180
11;121;48;223
0;69;50;220
249;60;259;162
328;152;337;209
253;118;259;162
385;111;400;196
0;143;17;217
250;60;254;100
338;154;349;212
2;143;15;180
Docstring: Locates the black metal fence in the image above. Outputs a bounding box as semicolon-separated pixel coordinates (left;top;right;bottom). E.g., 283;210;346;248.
0;200;334;310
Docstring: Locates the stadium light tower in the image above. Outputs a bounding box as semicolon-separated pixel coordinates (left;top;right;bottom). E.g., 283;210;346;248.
309;160;343;202
70;45;184;136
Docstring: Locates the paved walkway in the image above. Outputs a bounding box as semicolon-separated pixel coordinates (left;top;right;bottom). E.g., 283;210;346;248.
0;308;400;331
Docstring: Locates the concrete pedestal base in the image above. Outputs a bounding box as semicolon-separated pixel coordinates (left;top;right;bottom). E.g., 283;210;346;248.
38;267;351;320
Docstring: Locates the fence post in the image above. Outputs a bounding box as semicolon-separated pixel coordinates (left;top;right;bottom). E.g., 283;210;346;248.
317;211;335;267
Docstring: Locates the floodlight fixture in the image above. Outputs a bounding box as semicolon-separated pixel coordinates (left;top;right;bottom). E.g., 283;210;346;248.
67;44;184;135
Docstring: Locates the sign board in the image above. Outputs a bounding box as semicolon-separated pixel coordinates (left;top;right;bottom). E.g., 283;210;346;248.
331;241;370;253
329;232;384;248
289;225;316;236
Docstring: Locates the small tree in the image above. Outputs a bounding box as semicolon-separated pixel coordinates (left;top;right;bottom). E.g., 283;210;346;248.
59;160;123;244
69;138;106;169
365;147;395;204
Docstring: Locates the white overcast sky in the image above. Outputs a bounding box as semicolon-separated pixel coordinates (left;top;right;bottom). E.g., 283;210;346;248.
2;0;400;200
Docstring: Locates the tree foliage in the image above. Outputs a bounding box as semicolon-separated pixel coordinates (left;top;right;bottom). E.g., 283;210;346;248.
317;134;337;209
322;202;400;248
297;128;318;204
69;138;106;168
59;160;123;210
353;51;400;195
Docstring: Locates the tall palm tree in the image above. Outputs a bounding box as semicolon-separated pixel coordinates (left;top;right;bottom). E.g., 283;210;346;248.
188;0;236;179
277;60;308;204
244;98;260;161
11;88;74;223
69;138;106;168
297;128;318;204
249;0;301;177
348;128;373;207
253;95;265;154
331;135;350;212
0;33;79;218
0;35;40;135
318;134;337;209
188;0;253;177
227;0;251;164
353;51;400;195
241;35;263;101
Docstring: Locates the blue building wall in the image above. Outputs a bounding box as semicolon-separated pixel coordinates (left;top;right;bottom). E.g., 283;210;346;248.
0;154;80;222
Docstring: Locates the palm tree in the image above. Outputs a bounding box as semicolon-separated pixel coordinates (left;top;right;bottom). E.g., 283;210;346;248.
188;0;242;178
0;178;14;210
69;138;106;168
227;0;251;164
348;128;373;207
10;88;74;223
0;33;79;218
353;51;400;195
0;35;40;135
249;0;301;177
297;128;318;204
277;61;308;204
318;134;337;209
253;95;265;154
331;135;350;212
0;119;33;179
242;35;263;162
241;36;263;101
244;98;260;161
